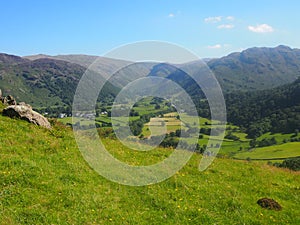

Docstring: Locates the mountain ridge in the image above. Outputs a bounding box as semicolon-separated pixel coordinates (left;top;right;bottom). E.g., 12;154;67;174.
1;45;300;109
208;45;300;91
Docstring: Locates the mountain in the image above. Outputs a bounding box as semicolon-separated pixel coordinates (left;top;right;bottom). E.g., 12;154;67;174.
0;53;29;65
209;45;300;91
148;63;205;99
0;54;119;108
139;45;300;106
24;54;131;79
26;45;300;94
2;45;300;110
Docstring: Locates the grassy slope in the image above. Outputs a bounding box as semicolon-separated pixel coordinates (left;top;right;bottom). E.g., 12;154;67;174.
0;107;300;224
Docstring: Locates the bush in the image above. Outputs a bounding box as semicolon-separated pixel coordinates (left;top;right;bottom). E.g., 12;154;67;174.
279;158;300;171
225;132;240;141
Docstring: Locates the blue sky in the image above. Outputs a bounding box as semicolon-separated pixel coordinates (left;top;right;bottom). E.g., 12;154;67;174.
1;0;299;58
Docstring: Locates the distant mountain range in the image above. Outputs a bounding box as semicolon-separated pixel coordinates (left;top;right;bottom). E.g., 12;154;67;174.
1;45;300;109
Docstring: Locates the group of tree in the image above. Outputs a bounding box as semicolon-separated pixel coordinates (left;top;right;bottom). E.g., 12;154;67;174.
225;78;300;138
249;137;277;148
186;77;300;138
272;157;300;171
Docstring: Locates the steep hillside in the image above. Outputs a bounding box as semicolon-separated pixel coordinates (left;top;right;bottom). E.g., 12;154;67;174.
0;54;119;108
148;63;205;99
0;104;299;224
226;78;300;137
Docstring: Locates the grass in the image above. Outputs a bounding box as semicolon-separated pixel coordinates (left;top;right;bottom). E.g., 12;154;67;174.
257;132;296;144
58;117;97;126
234;142;300;160
0;105;300;224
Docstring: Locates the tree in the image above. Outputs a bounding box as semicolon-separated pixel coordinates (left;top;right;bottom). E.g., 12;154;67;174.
279;158;300;171
250;139;256;148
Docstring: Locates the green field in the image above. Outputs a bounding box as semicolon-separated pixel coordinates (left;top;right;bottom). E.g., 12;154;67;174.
235;142;300;160
141;112;249;156
131;96;171;116
257;132;296;144
58;105;299;161
58;117;97;126
1;103;300;224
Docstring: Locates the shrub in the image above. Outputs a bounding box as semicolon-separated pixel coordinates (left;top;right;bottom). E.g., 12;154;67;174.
279;158;300;171
225;132;240;141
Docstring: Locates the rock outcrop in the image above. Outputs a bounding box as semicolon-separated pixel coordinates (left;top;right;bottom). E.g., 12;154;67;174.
2;102;51;129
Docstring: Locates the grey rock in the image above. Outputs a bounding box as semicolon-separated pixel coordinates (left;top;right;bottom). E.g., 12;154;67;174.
3;104;51;129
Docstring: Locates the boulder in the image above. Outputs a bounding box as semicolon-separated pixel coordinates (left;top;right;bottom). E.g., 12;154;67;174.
2;104;51;129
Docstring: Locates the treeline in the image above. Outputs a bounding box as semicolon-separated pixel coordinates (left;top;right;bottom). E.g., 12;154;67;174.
249;137;277;148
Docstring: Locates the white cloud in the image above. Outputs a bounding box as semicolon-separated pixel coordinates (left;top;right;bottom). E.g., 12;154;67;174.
217;24;234;29
204;16;222;23
207;44;231;49
168;13;175;18
207;44;222;49
226;16;235;21
248;24;274;33
204;16;235;23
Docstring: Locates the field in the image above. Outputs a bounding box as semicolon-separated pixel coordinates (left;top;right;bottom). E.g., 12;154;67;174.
141;111;250;157
0;104;300;224
235;142;300;160
58;98;300;161
143;116;182;137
